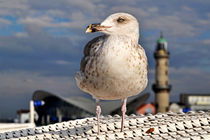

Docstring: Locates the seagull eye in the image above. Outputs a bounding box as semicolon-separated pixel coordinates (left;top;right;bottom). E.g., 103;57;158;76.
117;17;125;23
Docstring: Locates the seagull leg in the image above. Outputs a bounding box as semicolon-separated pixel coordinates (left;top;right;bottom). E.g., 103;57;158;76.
96;99;101;135
121;98;127;132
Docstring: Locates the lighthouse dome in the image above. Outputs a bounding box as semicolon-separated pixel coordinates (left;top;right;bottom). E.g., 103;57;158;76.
156;35;167;51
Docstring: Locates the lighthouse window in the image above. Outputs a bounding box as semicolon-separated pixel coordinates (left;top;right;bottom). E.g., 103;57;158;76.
165;61;168;66
157;44;165;50
156;63;159;68
165;70;168;75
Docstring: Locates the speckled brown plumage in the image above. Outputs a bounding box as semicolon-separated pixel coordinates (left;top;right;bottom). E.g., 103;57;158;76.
76;13;148;100
75;12;148;133
80;36;105;73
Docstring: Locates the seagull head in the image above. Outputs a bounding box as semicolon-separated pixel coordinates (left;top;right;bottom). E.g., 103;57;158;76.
86;13;139;39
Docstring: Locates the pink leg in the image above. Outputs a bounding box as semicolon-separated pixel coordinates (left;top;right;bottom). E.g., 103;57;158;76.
121;98;127;132
96;99;101;135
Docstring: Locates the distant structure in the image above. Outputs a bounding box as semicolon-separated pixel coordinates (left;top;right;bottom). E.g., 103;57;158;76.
136;103;156;115
16;110;30;123
152;34;171;113
32;90;149;125
180;93;210;112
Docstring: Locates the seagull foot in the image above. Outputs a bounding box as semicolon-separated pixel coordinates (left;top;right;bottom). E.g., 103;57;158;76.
96;100;101;135
121;98;127;132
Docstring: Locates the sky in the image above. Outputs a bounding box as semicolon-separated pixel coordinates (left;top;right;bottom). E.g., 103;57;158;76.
0;0;210;119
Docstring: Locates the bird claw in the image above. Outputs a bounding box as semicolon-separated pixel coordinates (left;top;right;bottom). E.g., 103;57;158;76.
96;105;101;114
96;100;101;135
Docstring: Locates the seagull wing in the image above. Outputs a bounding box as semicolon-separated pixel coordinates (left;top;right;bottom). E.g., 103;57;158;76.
80;35;105;72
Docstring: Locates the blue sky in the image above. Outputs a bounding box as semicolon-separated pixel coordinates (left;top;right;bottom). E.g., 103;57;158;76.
0;0;210;118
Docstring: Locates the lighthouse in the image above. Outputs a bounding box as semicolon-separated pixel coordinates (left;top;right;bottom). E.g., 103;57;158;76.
152;34;171;113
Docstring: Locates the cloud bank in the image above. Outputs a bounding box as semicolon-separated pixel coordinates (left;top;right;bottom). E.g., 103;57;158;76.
0;0;210;118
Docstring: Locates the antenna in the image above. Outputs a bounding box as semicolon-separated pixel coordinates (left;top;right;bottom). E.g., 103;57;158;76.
160;31;163;38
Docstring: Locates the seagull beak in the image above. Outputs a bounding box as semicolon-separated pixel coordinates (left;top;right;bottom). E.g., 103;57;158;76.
85;23;110;33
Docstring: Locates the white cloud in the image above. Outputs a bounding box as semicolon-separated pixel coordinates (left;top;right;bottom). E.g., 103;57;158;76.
0;70;82;97
110;6;149;18
0;0;28;10
203;40;210;45
55;60;70;65
147;7;159;13
14;32;28;38
207;13;210;18
0;0;29;16
66;0;97;13
144;15;197;37
19;15;55;28
18;12;93;30
0;0;206;39
169;67;210;96
46;9;66;17
182;6;193;12
0;18;11;25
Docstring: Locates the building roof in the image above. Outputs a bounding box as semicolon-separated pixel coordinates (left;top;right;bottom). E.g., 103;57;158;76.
16;109;30;114
33;90;149;115
180;93;210;107
0;111;209;139
180;93;210;96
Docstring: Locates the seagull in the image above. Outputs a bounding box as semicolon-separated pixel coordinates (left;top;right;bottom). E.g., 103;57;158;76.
75;13;148;134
